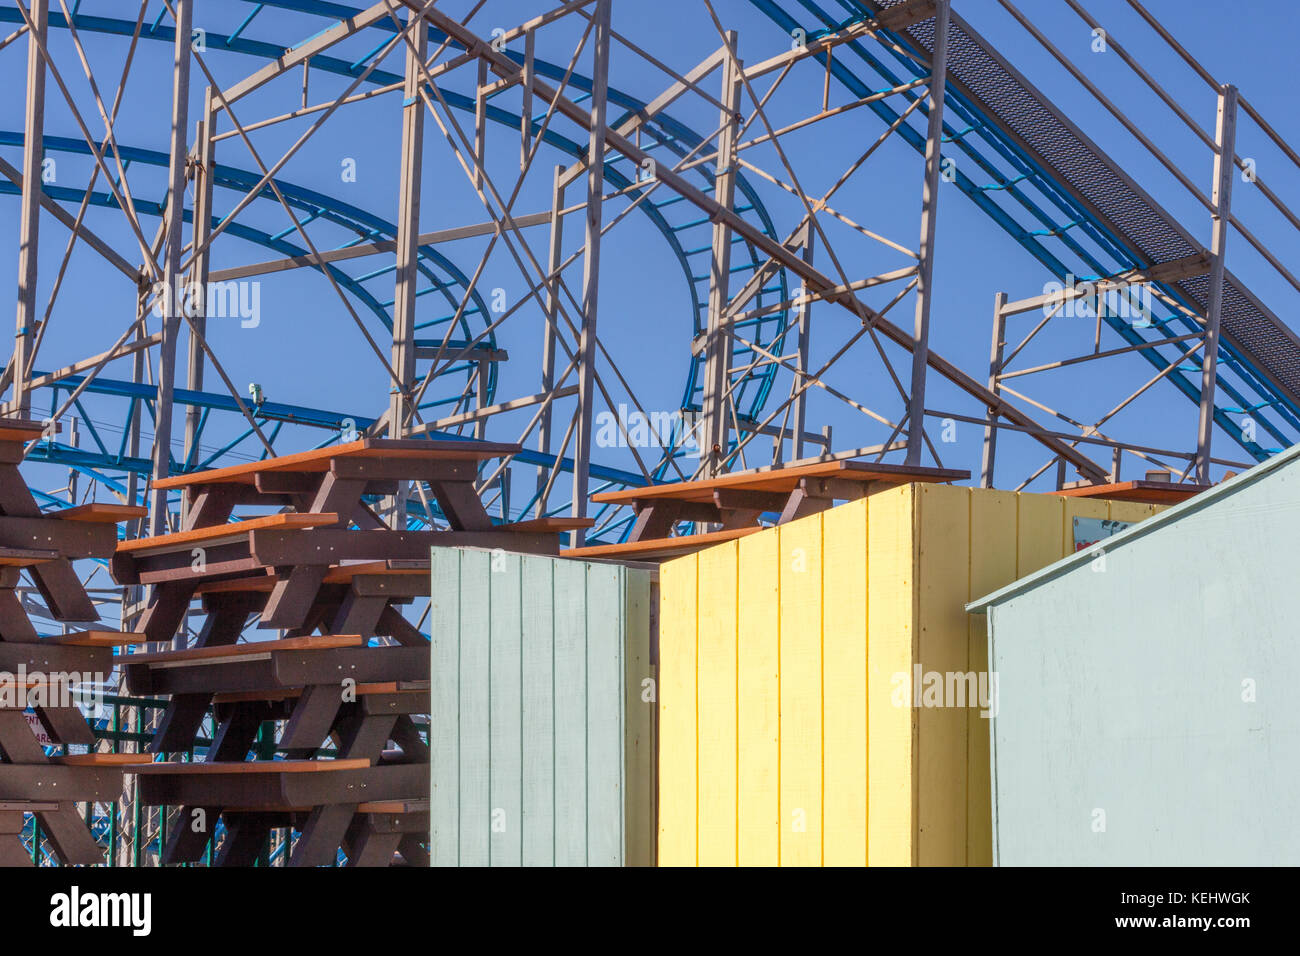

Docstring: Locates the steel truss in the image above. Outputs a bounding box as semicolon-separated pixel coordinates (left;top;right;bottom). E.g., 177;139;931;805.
3;0;1300;860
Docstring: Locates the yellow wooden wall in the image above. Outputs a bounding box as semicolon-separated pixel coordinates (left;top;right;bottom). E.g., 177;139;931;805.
658;483;1160;866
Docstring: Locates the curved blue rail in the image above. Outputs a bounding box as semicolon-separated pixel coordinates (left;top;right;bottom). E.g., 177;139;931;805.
0;2;800;508
748;0;1297;463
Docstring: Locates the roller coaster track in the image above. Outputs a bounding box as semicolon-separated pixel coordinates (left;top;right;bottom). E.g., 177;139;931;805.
753;0;1300;460
0;1;795;520
6;0;1299;517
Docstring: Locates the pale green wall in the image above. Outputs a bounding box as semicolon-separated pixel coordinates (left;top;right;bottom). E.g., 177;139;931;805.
978;452;1300;865
429;548;656;866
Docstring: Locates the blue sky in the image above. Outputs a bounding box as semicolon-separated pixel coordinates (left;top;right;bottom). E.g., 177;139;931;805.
3;0;1299;527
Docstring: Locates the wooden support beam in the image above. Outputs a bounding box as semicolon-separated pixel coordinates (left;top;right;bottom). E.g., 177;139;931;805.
396;1;1108;482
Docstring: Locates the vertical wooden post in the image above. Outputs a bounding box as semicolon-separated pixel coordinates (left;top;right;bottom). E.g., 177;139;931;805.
570;0;612;547
537;164;565;516
185;87;216;470
520;30;535;169
905;0;950;466
1195;83;1238;485
980;292;1008;488
475;359;489;442
150;0;193;545
791;224;814;463
388;9;428;527
12;0;47;418
701;30;742;476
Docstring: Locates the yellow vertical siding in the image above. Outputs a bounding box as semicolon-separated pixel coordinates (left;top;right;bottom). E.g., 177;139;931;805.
821;497;868;865
864;485;914;866
696;543;738;865
777;515;824;866
658;553;697;866
658;484;1164;866
1107;500;1160;526
1016;492;1065;576
914;484;972;866
736;530;780;865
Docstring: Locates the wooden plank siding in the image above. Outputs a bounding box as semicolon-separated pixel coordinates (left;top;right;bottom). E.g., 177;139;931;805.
429;548;656;866
658;483;1162;866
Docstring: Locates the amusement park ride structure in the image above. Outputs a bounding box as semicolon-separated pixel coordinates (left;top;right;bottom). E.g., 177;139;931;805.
2;0;1300;862
6;0;1300;533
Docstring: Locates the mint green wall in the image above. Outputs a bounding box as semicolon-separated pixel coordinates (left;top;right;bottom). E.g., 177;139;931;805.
975;450;1300;865
429;548;656;866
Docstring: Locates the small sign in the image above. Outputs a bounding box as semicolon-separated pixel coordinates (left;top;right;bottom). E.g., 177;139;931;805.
1072;516;1133;552
24;711;53;746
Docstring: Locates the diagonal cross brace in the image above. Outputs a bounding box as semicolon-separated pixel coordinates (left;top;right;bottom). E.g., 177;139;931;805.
398;1;1109;482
